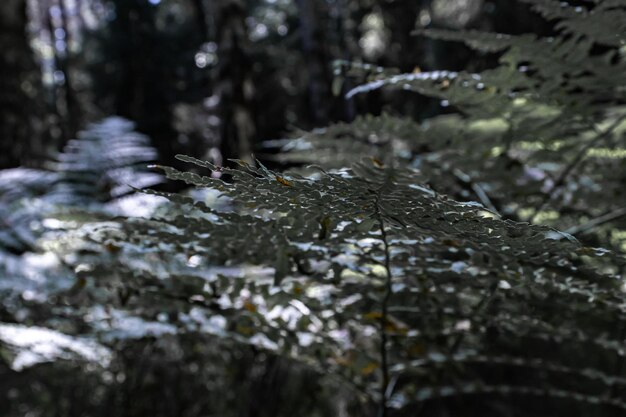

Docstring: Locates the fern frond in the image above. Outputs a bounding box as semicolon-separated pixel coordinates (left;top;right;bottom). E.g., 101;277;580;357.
81;155;626;414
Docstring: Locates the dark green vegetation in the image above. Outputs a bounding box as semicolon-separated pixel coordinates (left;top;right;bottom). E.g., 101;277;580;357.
2;1;626;416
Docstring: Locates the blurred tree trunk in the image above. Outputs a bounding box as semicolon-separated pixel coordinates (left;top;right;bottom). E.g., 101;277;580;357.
296;0;330;125
113;0;145;125
111;0;179;168
331;0;356;122
192;0;210;40
214;0;256;163
39;0;80;142
0;0;48;168
56;0;80;138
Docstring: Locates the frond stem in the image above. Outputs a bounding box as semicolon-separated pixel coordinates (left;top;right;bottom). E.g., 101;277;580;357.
375;195;393;417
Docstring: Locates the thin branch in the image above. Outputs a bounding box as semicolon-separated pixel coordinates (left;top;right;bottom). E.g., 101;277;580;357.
566;206;626;236
531;114;626;222
453;168;500;216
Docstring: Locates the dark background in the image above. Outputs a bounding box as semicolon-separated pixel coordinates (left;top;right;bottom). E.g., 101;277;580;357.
1;0;550;172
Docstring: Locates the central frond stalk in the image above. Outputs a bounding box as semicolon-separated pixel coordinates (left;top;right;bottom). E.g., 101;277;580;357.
375;195;393;417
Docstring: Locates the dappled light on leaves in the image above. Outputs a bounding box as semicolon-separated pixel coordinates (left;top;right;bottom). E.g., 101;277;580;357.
2;2;626;417
79;153;626;415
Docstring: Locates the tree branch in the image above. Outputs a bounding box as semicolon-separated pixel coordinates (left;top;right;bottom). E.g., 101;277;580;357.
565;206;626;236
453;168;500;216
531;114;626;223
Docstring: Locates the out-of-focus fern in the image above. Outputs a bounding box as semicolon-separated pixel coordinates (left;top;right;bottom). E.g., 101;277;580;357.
275;0;626;253
351;1;626;125
0;117;161;249
0;117;162;325
45;117;162;206
0;169;57;253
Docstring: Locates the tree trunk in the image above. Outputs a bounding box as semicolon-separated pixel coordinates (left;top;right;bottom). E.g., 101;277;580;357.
214;0;256;163
0;0;48;168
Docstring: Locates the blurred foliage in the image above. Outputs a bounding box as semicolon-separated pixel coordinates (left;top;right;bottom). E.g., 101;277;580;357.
274;0;626;253
4;0;552;168
2;1;626;417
